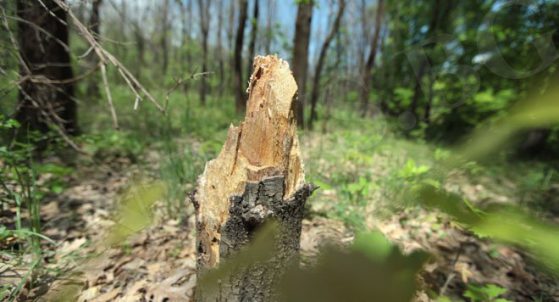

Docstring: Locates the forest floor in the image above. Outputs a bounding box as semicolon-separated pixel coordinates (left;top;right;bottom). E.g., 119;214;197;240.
3;116;559;301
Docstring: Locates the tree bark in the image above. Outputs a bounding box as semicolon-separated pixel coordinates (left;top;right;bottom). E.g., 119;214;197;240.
16;0;78;137
246;0;260;86
233;0;249;113
308;0;346;129
198;0;211;105
359;0;384;117
86;0;102;98
291;0;313;128
192;55;315;302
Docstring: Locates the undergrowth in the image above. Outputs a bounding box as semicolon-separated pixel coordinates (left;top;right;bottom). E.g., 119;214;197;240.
2;84;559;301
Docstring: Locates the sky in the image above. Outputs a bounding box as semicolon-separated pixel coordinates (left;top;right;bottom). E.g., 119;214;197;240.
92;0;340;60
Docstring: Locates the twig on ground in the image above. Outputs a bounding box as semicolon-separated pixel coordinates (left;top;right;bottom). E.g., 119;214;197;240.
439;244;463;297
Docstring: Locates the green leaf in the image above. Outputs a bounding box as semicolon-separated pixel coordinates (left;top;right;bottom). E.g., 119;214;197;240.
483;284;507;299
352;231;393;261
51;184;64;194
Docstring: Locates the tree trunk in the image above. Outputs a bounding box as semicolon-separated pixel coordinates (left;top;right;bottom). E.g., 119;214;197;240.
233;0;249;113
185;0;194;92
178;0;188;92
198;0;211;105
133;24;145;82
160;0;170;76
192;55;315;302
291;0;313;128
86;0;102;98
264;0;275;54
410;0;454;122
359;0;384;117
217;0;225;94
227;0;236;51
308;0;346;129
16;0;78;137
246;0;260;85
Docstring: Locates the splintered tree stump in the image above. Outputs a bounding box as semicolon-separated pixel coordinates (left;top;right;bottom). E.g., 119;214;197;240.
192;55;315;301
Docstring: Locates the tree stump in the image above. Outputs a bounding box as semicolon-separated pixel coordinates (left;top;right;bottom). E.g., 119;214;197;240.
192;55;315;301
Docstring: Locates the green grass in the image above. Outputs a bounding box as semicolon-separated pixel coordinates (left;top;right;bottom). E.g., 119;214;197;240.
78;84;559;233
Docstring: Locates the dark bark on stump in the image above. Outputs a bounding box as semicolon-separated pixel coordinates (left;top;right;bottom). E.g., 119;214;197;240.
194;177;315;302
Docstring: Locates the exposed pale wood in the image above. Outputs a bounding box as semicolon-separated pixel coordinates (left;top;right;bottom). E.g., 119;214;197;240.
193;55;313;301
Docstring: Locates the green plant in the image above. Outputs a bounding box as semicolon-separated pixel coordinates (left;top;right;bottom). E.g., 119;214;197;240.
464;283;511;302
0;118;42;256
398;159;431;179
0;117;43;301
0;115;71;301
81;130;143;161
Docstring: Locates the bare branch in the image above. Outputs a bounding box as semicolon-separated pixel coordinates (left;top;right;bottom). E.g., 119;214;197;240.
51;0;165;113
100;64;119;129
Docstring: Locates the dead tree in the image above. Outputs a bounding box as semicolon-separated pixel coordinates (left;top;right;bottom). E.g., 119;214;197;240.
292;0;313;128
192;55;315;301
15;0;78;136
308;0;346;129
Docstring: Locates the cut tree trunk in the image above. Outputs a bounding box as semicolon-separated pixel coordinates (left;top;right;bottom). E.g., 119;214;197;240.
192;55;315;302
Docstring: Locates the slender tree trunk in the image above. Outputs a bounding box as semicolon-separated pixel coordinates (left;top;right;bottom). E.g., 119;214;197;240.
246;0;260;84
130;2;144;82
86;0;102;98
227;0;236;50
410;0;454;121
133;24;145;83
198;0;211;105
264;0;275;54
178;0;188;92
226;0;236;92
160;0;170;76
15;0;78;137
115;0;127;71
185;0;193;91
308;0;346;129
234;0;249;113
359;0;384;117
217;0;225;94
193;56;315;302
291;1;313;128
